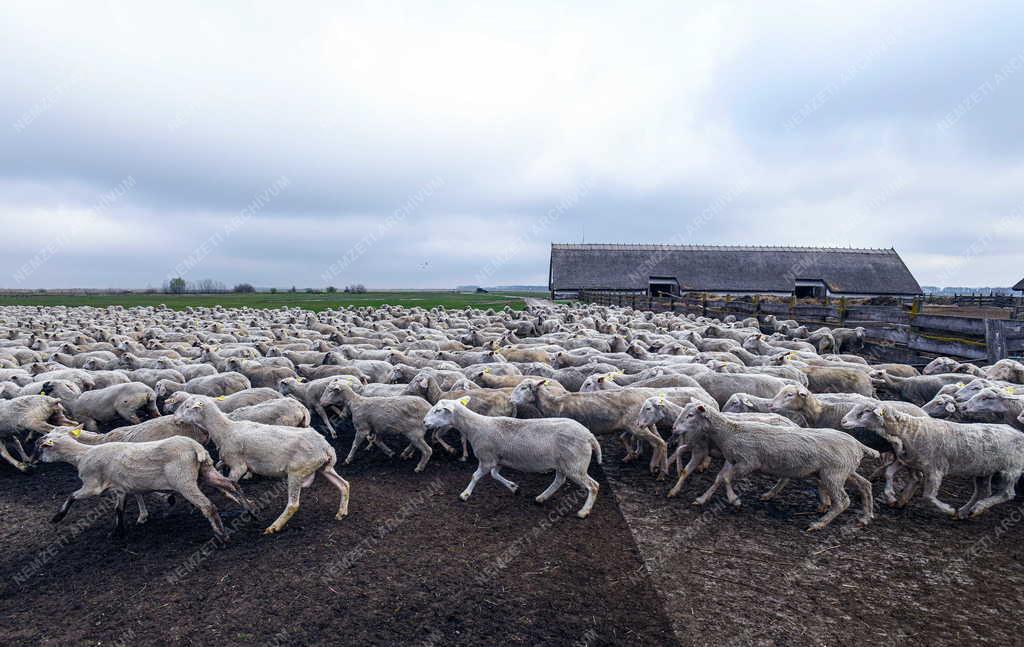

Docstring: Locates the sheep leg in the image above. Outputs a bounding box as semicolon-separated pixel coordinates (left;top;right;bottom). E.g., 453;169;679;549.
10;437;31;462
668;444;686;474
410;434;433;473
894;471;921;508
430;428;458;455
489;467;519;494
135;495;150;524
0;441;31;473
921;471;957;517
957;475;993;519
264;473;305;535
806;472;850;532
316;404;339;438
344;428;370;465
177;483;229;541
758;478;790;502
881;460;906;504
536;472;566;503
370;436;395;459
967;471;1017;518
201;464;256;514
868;452;894;480
696;454;713;473
459;432;469;462
319;465;351;520
693;461;731;506
52;485;100;523
619;432;638;462
668;448;708;498
722;462;749;507
399;443;414;459
629;426;668;478
847;472;875;526
568;471;600;519
460;464;488;501
111;492;128;538
226;463;249;482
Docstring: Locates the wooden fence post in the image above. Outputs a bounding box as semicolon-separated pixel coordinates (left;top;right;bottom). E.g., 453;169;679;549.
986;319;1009;363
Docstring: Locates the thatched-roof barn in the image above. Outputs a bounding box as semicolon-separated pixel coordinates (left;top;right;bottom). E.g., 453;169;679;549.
549;243;922;298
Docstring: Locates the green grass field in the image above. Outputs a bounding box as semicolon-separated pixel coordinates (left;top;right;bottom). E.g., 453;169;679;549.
0;291;541;311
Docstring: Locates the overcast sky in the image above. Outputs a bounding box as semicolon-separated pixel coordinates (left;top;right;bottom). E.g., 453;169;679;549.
2;1;1023;289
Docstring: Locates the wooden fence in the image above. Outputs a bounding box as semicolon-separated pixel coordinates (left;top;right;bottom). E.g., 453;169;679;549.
578;291;1024;365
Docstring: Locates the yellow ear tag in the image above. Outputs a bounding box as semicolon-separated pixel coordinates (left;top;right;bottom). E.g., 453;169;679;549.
541;379;550;385
458;396;470;406
873;407;884;417
483;368;491;373
216;395;227;401
1005;387;1015;395
70;428;81;438
657;394;666;405
956;383;965;388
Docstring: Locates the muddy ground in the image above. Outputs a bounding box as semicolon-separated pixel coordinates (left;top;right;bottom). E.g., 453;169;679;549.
2;428;1023;646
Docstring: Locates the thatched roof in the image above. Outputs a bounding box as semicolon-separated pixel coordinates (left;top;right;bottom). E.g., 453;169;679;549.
1014;277;1024;291
549;244;922;295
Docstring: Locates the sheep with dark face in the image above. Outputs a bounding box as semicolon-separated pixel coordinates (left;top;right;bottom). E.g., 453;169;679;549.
842;403;1024;518
423;398;601;517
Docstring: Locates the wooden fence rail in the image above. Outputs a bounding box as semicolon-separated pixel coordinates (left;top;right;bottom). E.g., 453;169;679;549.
577;291;1024;365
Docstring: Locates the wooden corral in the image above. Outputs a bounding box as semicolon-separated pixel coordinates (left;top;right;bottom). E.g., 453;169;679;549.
579;291;1024;366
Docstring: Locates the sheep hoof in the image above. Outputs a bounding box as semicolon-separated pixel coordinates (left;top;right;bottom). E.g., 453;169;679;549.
263;526;281;535
511;486;519;496
666;489;679;499
16;463;33;474
730;499;742;508
576;510;590;519
858;515;873;527
692;498;707;507
806;522;826;532
459;492;470;501
335;512;347;520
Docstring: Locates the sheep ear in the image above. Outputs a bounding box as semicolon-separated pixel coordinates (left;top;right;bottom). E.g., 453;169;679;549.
657;393;666;404
1005;387;1015;395
483;367;491;373
541;379;550;386
696;404;706;413
69;427;81;438
956;382;965;388
458;396;471;406
945;403;956;413
873;407;885;417
216;395;226;401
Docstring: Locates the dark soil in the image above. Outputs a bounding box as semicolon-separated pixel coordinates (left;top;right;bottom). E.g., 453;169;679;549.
4;427;1023;646
602;439;1024;646
0;435;675;647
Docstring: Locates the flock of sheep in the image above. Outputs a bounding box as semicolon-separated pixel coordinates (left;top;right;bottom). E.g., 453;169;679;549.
3;301;1024;543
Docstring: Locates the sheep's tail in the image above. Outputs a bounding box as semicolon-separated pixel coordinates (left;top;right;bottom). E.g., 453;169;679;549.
859;443;880;460
588;433;603;465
